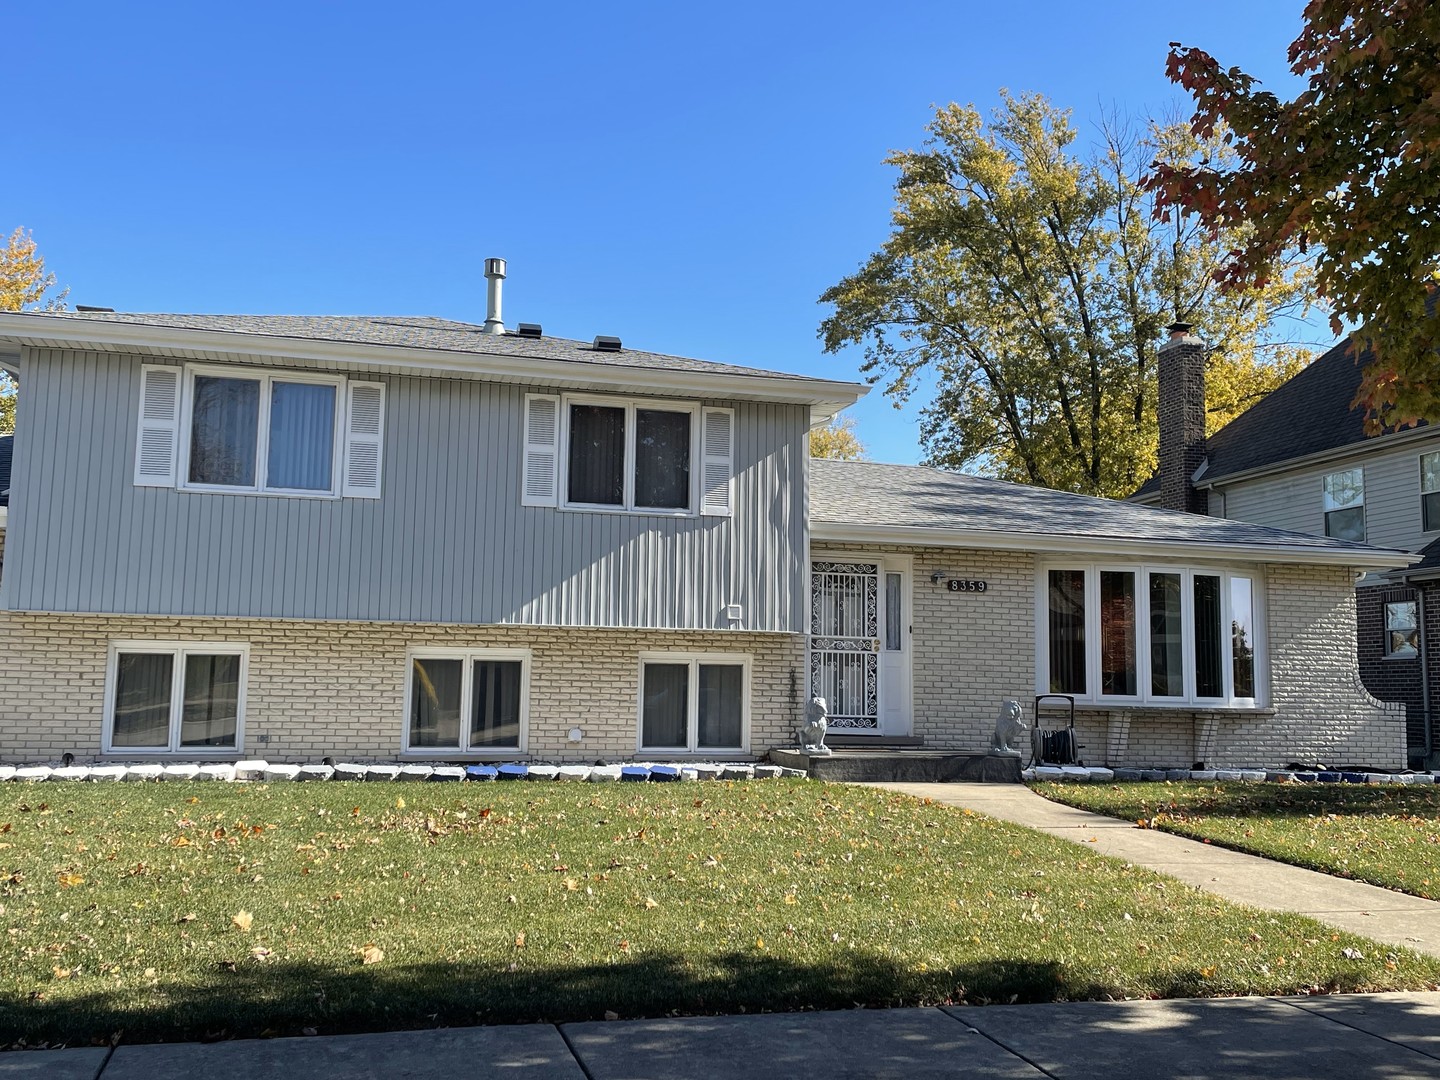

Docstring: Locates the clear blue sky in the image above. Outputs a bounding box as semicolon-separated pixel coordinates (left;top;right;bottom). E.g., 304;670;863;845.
9;1;1312;465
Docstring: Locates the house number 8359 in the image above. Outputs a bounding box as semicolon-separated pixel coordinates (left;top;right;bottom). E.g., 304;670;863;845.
947;579;987;593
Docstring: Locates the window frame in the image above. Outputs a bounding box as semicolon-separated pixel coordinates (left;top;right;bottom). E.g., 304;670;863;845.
102;640;249;756
1421;450;1440;534
401;647;532;756
1322;466;1366;542
559;393;700;516
1035;562;1266;708
636;652;751;755
1383;599;1420;660
179;363;347;499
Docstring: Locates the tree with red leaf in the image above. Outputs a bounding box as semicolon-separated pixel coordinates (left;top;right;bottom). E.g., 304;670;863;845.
1147;0;1440;431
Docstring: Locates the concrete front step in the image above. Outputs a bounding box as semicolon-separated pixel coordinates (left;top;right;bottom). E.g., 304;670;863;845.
769;748;1021;783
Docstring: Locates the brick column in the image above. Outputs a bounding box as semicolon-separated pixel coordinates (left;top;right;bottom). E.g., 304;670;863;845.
1157;323;1208;515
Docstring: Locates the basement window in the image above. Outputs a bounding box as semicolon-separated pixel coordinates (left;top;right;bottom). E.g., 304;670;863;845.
639;654;749;753
404;649;529;754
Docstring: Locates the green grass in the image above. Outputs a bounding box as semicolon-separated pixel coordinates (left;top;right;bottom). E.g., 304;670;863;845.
1035;781;1440;900
3;780;1438;1048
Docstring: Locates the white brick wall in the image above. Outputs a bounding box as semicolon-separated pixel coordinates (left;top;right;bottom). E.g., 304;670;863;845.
813;544;1405;770
0;613;805;763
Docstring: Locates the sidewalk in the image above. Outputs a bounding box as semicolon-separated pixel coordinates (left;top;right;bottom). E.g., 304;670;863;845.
12;992;1440;1079
874;782;1440;958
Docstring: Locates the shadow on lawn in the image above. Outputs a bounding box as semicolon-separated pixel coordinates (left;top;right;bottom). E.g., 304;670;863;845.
1077;784;1440;821
3;950;1266;1048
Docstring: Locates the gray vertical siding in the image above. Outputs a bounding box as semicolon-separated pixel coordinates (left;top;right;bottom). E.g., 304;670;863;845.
1217;439;1440;554
0;348;810;632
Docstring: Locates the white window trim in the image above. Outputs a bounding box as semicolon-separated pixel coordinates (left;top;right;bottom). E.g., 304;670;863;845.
1034;562;1267;709
102;640;249;756
559;393;700;516
401;647;532;756
178;363;347;499
1420;450;1440;534
1322;466;1366;541
636;651;751;755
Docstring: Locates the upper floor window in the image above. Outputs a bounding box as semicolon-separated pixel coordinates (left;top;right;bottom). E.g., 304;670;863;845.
1322;467;1365;542
522;393;734;516
1040;563;1261;707
134;364;385;498
1422;451;1440;533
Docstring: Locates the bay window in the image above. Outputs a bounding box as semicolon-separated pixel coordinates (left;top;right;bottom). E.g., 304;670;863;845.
104;642;247;754
639;654;748;753
1041;564;1263;706
404;649;529;754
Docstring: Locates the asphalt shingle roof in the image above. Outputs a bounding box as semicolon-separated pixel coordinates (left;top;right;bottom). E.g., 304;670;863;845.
812;458;1402;557
29;312;813;382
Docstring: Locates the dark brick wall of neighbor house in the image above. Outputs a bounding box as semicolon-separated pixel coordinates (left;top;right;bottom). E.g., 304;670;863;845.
1357;581;1440;765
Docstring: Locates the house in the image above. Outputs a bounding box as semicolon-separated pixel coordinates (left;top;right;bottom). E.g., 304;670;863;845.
1133;329;1439;767
0;277;1417;770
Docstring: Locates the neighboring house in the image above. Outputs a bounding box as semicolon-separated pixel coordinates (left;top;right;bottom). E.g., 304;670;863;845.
1134;330;1439;767
0;284;1417;770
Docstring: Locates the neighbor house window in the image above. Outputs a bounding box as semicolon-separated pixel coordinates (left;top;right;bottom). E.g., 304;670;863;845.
1422;451;1440;533
185;368;342;494
564;396;695;512
1323;467;1365;541
404;649;529;753
1039;565;1262;706
639;654;748;752
1385;600;1419;659
104;643;247;753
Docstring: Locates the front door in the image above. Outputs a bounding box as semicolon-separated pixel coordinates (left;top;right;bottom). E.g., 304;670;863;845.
809;559;912;735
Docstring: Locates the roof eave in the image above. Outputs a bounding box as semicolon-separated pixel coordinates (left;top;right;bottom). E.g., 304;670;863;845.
1197;424;1440;490
0;314;868;410
810;520;1418;570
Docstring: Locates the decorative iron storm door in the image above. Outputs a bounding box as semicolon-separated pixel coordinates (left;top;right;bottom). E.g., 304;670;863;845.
809;560;880;731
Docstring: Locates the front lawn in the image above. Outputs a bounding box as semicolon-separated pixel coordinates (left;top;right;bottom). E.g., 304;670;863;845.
1035;781;1440;899
4;780;1438;1048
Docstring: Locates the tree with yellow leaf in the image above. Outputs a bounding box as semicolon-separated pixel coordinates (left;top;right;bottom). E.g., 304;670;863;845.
809;414;866;460
819;94;1313;498
0;228;68;433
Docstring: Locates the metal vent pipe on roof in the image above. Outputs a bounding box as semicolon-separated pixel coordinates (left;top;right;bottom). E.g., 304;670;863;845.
483;258;507;335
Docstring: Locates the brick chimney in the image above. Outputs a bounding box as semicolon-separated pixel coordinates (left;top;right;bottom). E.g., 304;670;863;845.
1157;321;1208;515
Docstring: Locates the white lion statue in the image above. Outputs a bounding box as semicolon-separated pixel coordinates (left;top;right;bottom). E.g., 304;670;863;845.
800;695;830;754
988;699;1028;757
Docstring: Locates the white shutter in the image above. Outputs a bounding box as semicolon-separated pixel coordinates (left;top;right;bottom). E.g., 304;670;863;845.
343;381;385;498
134;365;181;487
522;394;561;507
701;407;734;517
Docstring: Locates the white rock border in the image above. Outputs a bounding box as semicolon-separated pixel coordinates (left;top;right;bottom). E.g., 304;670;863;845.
1020;765;1438;785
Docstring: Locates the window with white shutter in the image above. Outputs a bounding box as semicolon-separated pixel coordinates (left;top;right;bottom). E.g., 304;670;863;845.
342;382;385;498
701;407;734;517
134;366;182;487
523;394;560;507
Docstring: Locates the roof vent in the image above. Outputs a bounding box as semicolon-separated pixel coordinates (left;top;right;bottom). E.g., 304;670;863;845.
482;257;507;335
75;305;115;313
515;323;543;339
592;335;622;352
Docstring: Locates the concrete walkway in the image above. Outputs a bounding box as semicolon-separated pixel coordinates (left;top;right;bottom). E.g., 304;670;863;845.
10;993;1440;1079
874;782;1440;958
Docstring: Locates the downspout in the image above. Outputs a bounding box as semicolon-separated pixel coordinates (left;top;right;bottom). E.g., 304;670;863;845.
1401;571;1433;763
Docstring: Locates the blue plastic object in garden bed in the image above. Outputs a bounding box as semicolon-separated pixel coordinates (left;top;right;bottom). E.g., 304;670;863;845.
465;765;498;782
650;765;681;782
497;764;529;781
1317;771;1342;783
620;765;651;782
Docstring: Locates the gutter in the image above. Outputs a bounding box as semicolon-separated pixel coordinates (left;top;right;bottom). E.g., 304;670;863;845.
0;313;869;419
811;520;1419;570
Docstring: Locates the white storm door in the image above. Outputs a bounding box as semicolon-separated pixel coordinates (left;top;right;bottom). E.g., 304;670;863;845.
810;560;881;732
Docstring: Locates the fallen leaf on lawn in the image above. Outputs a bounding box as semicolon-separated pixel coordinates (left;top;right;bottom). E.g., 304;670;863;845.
171;835;193;848
642;897;659;909
360;944;384;965
784;894;797;905
250;947;272;962
144;967;156;978
232;910;254;932
1342;947;1365;960
395;797;405;809
176;913;197;924
755;937;765;950
52;966;71;979
604;1010;619;1021
57;872;85;888
514;932;527;948
562;878;579;891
